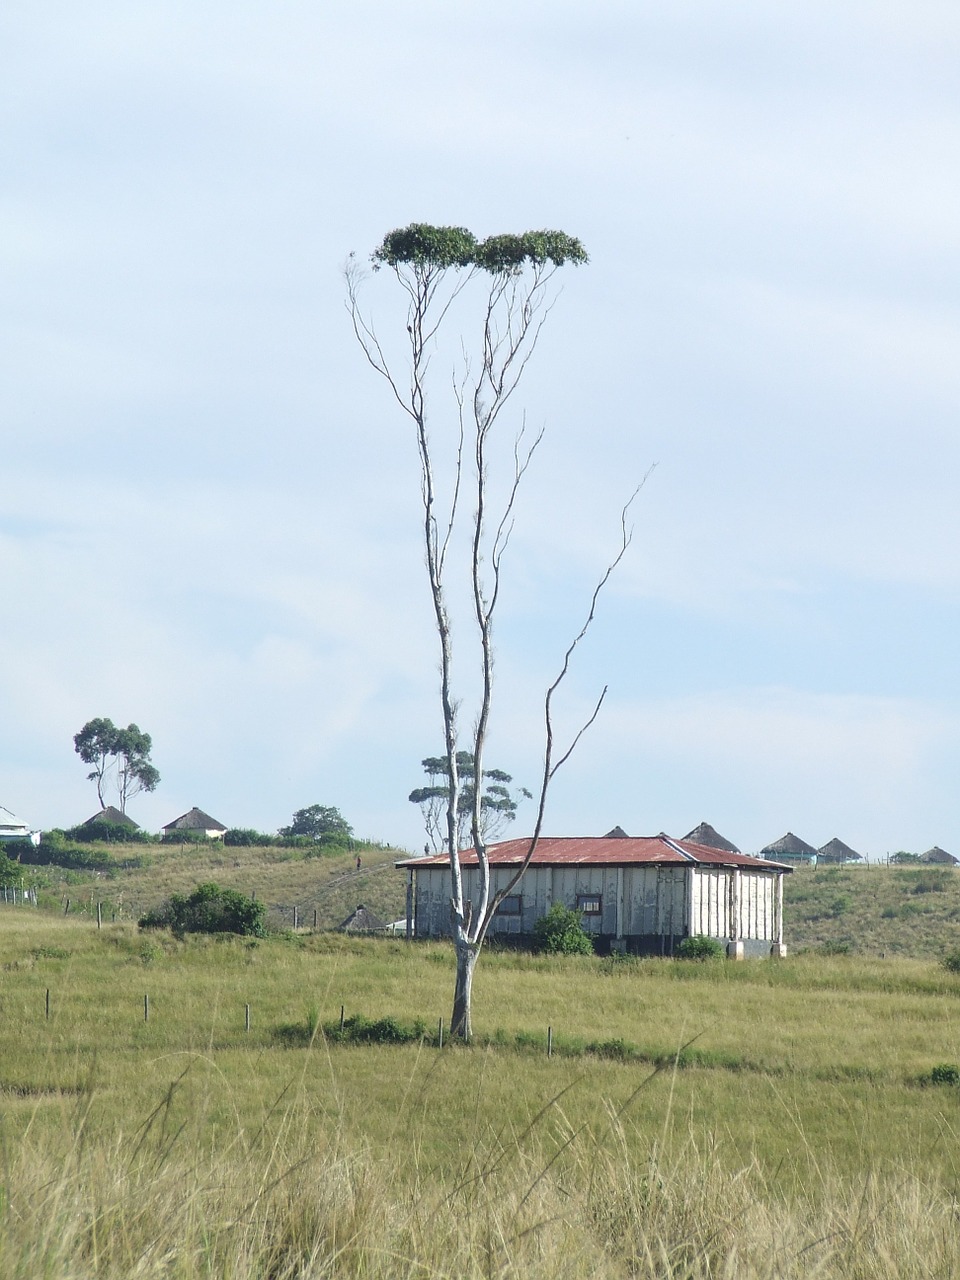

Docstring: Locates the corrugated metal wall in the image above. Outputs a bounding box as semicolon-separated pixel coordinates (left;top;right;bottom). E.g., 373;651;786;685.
409;863;780;944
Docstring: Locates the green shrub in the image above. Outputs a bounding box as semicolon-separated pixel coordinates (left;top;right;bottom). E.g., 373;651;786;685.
16;838;120;872
931;1063;960;1086
139;882;266;937
677;935;725;961
223;828;274;847
829;895;852;917
161;830;210;845
912;871;950;894
819;941;851;956
585;1037;636;1060
63;821;151;845
532;902;594;955
943;951;960;974
0;846;25;886
321;1014;428;1045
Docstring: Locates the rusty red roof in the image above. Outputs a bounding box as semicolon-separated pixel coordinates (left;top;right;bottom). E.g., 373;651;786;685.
396;834;791;872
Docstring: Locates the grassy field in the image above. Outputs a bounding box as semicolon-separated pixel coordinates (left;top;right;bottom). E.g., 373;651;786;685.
3;897;960;1276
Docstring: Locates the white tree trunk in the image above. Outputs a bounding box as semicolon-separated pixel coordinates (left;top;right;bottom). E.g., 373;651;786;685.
451;938;477;1041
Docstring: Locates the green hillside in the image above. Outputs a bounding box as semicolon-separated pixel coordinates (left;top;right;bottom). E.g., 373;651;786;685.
783;863;960;958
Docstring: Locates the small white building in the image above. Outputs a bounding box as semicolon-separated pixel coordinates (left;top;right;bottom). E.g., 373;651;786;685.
0;806;40;848
397;833;793;958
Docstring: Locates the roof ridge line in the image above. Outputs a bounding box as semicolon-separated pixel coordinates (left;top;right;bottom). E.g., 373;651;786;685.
659;832;697;863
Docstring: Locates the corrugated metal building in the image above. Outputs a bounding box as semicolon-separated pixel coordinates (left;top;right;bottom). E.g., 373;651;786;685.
397;834;792;958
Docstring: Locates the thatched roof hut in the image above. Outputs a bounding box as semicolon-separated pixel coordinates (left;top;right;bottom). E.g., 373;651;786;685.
162;807;227;839
919;846;959;865
683;821;741;854
817;837;863;864
339;904;386;933
79;806;139;830
759;832;818;864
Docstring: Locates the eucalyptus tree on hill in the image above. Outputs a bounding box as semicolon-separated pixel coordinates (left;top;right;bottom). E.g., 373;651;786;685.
73;718;160;815
348;223;639;1039
409;752;531;853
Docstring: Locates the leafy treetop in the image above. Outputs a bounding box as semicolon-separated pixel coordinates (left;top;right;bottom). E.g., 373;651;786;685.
73;718;160;814
278;804;353;842
373;224;587;275
409;752;531;852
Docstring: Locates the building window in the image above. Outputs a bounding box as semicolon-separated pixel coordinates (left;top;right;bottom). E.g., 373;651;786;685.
576;893;602;916
496;895;522;916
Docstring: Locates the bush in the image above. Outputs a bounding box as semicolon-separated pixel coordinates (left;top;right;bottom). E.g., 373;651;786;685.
139;882;266;937
943;951;960;974
63;821;151;845
161;829;211;845
223;828;274;847
532;902;594;955
676;935;725;961
0;846;25;886
931;1063;960;1086
322;1014;428;1045
14;837;123;872
912;871;950;894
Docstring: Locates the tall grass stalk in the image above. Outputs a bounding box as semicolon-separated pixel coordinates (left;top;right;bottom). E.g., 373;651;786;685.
1;1079;959;1278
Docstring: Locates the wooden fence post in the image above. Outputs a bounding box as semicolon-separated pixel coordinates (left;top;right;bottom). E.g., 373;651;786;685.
144;994;150;1023
438;1018;443;1049
97;902;102;930
45;989;50;1020
245;1003;251;1032
547;1026;553;1058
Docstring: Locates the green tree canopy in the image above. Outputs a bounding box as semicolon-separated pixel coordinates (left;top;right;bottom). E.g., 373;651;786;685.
278;805;353;842
409;752;531;852
73;718;160;814
372;224;588;275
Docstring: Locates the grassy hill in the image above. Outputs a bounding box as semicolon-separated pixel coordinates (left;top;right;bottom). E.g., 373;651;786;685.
783;862;960;958
13;839;960;962
19;842;960;960
18;839;411;932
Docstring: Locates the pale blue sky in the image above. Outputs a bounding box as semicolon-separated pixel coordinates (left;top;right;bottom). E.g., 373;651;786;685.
2;1;959;857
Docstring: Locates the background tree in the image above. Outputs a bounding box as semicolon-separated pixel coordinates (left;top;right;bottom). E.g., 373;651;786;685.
73;718;160;814
349;223;637;1039
409;752;531;852
278;804;353;842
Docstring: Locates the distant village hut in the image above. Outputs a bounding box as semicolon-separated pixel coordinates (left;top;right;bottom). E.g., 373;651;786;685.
77;806;140;835
817;838;864;865
162;808;227;841
759;832;818;866
683;822;741;854
919;846;959;866
397;832;792;959
339;904;386;933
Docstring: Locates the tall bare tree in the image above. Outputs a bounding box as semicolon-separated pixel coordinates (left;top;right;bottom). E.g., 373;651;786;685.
348;224;636;1039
